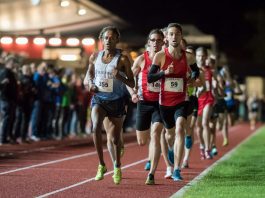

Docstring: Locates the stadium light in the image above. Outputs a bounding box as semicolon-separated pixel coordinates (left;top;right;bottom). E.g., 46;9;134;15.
66;38;80;46
16;37;28;45
82;38;95;46
33;37;46;45
0;36;13;44
49;38;62;46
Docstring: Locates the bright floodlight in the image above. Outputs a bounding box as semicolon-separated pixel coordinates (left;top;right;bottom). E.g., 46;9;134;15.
60;0;70;7
82;38;95;46
33;37;46;45
16;37;29;45
0;36;13;44
49;38;62;46
66;38;80;46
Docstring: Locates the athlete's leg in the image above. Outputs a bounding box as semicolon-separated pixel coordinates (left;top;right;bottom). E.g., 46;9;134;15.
219;112;229;146
182;114;196;167
174;117;186;170
160;128;173;178
107;116;123;167
196;115;205;159
91;105;107;165
103;117;116;164
148;122;163;175
202;104;213;158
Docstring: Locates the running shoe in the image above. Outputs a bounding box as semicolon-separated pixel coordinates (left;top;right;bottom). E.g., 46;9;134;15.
171;169;183;181
222;138;229;147
164;166;173;179
144;160;151;171
113;167;122;185
95;164;107;181
167;148;174;165
145;173;155;185
200;148;205;160
211;146;218;156
205;150;213;159
181;160;189;168
185;136;193;149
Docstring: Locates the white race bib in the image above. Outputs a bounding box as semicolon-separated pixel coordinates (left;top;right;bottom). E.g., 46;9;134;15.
95;78;113;92
147;81;160;92
164;78;183;92
205;80;211;91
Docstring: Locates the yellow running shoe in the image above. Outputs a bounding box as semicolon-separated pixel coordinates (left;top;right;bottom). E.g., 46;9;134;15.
95;164;107;181
222;138;229;147
145;173;155;185
113;167;122;184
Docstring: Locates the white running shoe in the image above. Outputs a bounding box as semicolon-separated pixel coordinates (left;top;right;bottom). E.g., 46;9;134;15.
164;166;173;179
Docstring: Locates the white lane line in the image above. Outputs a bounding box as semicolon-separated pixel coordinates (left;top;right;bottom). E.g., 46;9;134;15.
35;128;237;198
0;142;138;175
171;126;265;198
36;158;148;198
0;141;90;157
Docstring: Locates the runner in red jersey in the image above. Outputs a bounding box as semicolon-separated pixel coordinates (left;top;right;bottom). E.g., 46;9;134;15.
196;47;215;160
148;23;194;181
160;27;174;179
127;29;164;185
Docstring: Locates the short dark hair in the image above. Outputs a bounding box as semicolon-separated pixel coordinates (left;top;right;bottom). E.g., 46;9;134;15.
167;23;182;34
181;38;187;46
148;29;164;40
98;26;120;40
186;45;195;51
186;45;195;54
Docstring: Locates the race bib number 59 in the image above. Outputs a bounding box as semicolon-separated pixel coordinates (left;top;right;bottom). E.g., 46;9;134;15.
164;78;183;92
95;78;113;92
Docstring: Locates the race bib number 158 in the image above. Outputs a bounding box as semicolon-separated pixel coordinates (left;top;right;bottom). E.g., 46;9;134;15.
95;78;113;92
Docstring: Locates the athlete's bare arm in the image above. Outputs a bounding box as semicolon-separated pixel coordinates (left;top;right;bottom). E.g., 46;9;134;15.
131;54;144;76
126;54;145;103
196;69;207;97
114;54;135;88
84;52;98;93
148;51;172;83
152;51;165;68
127;55;144;95
186;51;204;87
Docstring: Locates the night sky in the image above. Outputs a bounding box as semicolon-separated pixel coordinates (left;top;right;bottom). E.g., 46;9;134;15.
92;0;265;79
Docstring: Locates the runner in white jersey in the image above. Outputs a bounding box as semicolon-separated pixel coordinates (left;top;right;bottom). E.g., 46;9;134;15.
83;26;134;185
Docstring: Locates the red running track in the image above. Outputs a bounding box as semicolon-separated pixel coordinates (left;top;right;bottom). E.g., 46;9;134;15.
0;123;262;198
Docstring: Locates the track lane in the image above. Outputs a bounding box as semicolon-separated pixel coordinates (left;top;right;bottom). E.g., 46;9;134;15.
0;123;261;198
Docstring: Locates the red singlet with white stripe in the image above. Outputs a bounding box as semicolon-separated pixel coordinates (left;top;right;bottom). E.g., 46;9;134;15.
159;48;189;106
137;51;160;101
198;66;215;115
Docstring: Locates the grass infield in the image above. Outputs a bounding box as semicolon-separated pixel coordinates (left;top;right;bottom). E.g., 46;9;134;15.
182;126;265;198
